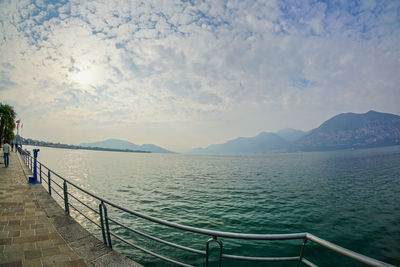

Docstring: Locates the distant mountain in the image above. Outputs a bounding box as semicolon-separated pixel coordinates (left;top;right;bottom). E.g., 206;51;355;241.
188;132;289;154
188;110;400;155
80;139;174;153
276;128;306;142
294;110;400;151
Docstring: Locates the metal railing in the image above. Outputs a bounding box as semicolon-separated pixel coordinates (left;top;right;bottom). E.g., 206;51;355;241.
18;148;396;267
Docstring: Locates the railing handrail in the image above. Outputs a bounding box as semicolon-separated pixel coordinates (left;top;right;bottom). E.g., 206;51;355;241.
306;234;395;267
19;147;397;267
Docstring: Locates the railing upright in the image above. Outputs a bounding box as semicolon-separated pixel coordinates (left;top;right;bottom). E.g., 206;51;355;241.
99;201;112;247
99;202;107;245
39;164;42;183
206;236;223;267
297;238;307;267
48;170;51;195
103;203;112;248
63;180;70;215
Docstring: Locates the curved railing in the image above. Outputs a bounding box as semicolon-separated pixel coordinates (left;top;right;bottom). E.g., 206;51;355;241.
18;148;396;267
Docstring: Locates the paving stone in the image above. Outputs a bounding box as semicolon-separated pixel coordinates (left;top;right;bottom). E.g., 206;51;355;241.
8;220;21;226
41;254;71;267
21;220;35;226
41;246;60;257
31;224;44;230
22;242;36;250
0;237;12;245
12;235;37;244
22;258;42;267
19;229;35;237
3;243;23;253
36;240;53;249
1;250;24;263
70;259;88;267
0;261;22;267
58;244;82;261
8;230;20;238
34;228;49;235
24;249;42;260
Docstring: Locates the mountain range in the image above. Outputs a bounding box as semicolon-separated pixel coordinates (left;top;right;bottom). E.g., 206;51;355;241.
188;110;400;154
80;139;174;154
79;110;399;155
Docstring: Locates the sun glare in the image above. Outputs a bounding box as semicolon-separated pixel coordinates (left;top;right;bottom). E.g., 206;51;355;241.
72;70;92;84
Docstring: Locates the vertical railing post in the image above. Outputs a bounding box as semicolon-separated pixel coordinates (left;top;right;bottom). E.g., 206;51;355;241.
297;238;308;267
103;203;112;248
99;202;107;245
99;202;112;247
29;149;40;184
39;164;42;183
206;236;223;267
48;170;51;195
63;180;70;215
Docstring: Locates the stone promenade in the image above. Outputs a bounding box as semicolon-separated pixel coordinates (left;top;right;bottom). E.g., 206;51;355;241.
0;151;142;267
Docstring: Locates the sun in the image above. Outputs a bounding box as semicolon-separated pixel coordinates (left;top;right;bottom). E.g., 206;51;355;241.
71;70;92;84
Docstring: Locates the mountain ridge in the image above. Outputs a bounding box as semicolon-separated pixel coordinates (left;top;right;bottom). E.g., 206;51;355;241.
293;110;400;151
188;110;400;154
190;132;289;155
80;139;174;154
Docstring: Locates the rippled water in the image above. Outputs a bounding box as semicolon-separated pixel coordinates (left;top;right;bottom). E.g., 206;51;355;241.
26;145;400;266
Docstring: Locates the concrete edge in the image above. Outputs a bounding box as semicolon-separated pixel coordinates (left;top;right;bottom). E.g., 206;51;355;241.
15;152;143;267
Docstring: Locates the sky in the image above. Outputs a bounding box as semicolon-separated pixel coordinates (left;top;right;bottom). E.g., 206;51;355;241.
1;0;399;152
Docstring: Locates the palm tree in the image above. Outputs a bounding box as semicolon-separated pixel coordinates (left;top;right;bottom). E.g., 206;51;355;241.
0;103;16;147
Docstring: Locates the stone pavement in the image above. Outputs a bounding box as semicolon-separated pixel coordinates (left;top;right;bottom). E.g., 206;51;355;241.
0;151;142;267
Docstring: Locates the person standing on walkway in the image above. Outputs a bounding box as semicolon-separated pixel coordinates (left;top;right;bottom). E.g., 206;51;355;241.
3;141;11;167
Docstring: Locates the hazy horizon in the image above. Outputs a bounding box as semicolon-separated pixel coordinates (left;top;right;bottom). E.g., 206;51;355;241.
1;1;399;151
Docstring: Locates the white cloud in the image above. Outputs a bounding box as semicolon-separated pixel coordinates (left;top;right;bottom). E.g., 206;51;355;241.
1;0;399;150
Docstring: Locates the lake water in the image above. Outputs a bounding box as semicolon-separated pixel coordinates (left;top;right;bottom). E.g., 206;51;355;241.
25;145;400;266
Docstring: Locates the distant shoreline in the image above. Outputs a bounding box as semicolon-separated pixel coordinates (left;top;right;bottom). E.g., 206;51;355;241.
22;143;151;154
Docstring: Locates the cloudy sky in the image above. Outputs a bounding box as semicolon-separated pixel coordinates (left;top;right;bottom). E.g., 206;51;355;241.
1;0;399;152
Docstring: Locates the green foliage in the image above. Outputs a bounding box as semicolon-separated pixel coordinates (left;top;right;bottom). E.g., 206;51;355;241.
0;103;17;144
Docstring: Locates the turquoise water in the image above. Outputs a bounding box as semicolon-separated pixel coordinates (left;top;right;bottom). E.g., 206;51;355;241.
28;145;400;266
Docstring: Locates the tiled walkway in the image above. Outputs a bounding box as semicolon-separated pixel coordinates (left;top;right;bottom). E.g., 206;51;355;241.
0;151;87;267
